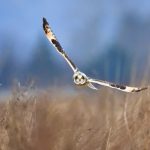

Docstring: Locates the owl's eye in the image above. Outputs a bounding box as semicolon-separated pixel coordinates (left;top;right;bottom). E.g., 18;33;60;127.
75;76;78;80
81;76;85;79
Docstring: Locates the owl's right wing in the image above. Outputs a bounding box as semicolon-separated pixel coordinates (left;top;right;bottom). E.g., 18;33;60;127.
43;17;77;73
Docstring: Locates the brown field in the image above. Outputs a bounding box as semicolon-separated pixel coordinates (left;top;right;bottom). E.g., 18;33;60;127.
0;86;150;150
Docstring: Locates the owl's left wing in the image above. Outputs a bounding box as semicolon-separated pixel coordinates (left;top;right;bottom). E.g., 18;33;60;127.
88;78;148;92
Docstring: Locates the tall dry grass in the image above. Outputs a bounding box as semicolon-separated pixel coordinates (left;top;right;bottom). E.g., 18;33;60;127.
0;86;149;150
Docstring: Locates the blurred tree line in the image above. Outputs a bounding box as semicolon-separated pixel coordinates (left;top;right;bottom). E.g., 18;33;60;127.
0;37;148;88
1;11;150;88
0;0;150;88
0;37;66;88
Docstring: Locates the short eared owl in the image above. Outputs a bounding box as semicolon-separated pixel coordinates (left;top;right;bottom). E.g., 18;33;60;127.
43;17;147;93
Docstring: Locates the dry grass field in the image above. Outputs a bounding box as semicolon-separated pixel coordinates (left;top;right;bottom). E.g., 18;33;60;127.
0;85;150;150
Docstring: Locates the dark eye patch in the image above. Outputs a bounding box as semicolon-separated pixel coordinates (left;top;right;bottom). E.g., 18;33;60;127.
75;76;78;80
81;76;84;79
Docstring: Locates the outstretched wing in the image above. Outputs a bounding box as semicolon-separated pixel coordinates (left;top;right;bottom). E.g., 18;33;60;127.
43;17;77;72
88;78;148;93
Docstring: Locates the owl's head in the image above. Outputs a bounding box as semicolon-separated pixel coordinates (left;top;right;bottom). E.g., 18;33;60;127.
73;71;88;85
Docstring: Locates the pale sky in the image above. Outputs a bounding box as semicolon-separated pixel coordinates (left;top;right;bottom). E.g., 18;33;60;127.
0;0;150;64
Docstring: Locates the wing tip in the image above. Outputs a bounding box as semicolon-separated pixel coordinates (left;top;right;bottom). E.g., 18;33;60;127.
132;86;148;92
43;17;49;25
42;17;49;32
